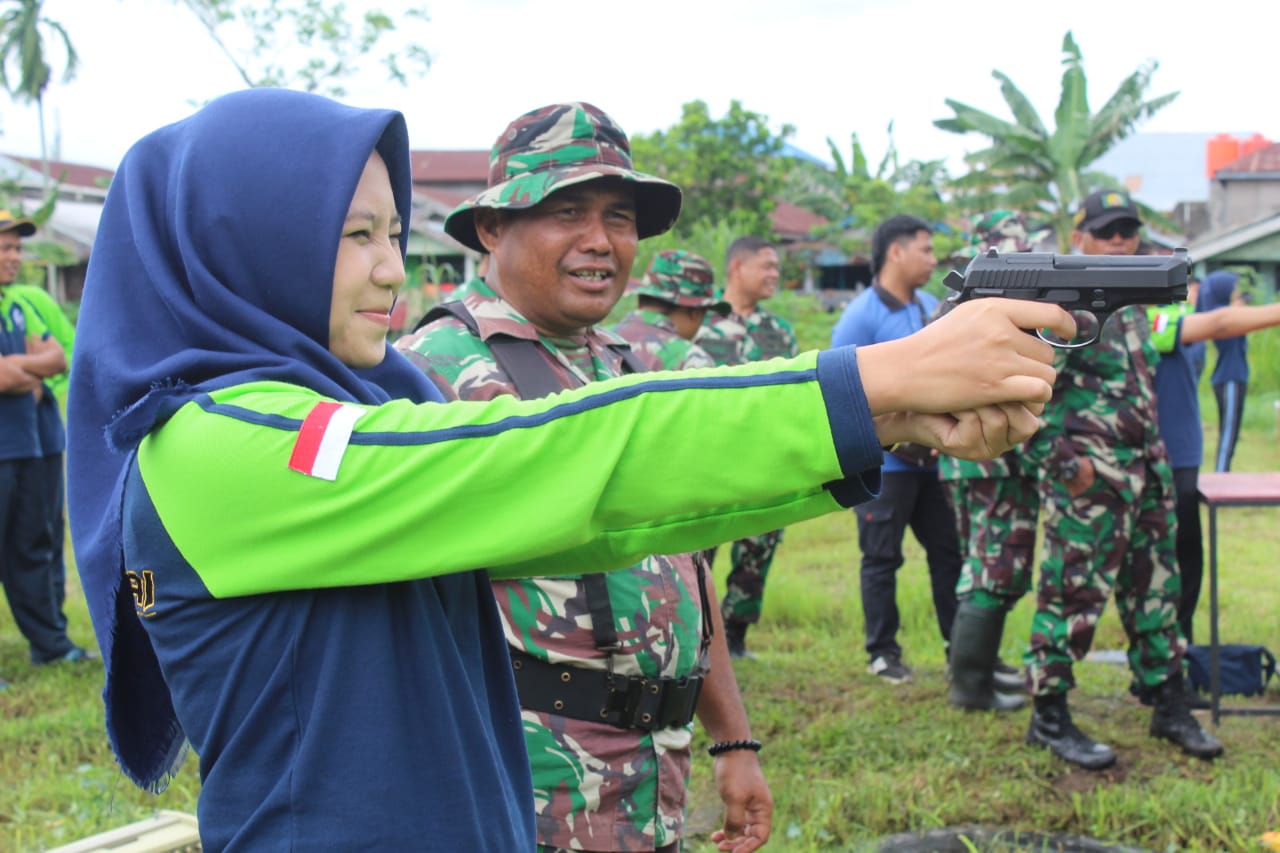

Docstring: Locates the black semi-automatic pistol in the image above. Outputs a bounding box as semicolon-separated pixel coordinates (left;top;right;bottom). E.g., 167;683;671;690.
943;248;1190;347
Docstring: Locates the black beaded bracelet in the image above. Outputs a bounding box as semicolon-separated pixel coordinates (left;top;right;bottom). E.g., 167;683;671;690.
707;739;763;757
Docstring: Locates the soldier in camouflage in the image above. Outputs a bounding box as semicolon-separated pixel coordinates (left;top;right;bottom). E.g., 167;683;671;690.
696;237;799;658
396;102;772;853
610;249;725;371
1020;190;1222;769
942;212;1054;713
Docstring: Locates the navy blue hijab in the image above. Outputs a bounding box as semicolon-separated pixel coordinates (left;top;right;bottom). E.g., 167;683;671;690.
67;88;443;790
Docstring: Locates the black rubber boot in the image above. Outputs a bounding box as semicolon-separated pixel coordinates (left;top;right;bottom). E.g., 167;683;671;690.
1026;693;1117;770
993;666;1026;694
992;658;1026;693
1149;674;1224;759
947;603;1026;711
724;622;752;660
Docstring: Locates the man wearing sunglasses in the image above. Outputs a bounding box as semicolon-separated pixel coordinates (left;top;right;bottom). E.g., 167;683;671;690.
1019;190;1222;769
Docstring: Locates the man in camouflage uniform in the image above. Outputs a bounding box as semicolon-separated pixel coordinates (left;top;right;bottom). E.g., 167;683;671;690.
610;249;725;371
396;103;772;853
696;237;799;659
1020;191;1222;769
942;212;1054;713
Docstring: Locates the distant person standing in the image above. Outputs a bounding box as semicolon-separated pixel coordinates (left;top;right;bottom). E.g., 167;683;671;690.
0;210;92;683
1199;270;1249;471
830;214;961;684
941;212;1052;712
696;237;799;659
611;249;724;371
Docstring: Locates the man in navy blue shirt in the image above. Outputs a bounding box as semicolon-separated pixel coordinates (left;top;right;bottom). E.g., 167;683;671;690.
831;214;962;683
1148;284;1280;645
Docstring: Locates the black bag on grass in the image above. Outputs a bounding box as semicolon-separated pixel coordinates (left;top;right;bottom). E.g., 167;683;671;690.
1185;644;1277;697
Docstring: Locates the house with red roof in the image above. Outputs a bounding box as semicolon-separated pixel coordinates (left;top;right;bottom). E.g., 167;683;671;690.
406;149;832;298
0;154;113;302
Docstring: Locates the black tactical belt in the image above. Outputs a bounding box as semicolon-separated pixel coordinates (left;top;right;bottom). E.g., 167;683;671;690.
510;650;704;731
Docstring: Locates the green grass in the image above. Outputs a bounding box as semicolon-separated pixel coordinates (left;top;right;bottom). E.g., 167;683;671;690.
677;427;1280;853
4;297;1279;851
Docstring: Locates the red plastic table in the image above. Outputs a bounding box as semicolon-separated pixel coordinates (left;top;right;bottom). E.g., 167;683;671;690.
1196;472;1280;725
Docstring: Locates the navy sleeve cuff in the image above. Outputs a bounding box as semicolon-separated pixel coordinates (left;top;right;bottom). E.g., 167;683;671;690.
816;347;884;507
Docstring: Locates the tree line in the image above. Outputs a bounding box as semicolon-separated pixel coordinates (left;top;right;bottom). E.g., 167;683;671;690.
0;4;1176;280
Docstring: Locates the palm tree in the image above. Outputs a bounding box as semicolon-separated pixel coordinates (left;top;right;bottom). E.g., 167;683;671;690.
0;0;79;189
934;31;1177;251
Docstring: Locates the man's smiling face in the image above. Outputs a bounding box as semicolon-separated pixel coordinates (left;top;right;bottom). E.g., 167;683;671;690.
477;178;639;338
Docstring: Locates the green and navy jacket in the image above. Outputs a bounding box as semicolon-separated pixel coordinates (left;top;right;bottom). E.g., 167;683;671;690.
125;349;882;849
70;88;885;853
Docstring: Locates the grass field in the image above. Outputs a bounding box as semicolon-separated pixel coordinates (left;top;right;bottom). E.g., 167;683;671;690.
3;299;1278;852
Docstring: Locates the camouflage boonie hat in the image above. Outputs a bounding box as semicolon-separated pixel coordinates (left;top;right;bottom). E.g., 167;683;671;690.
961;210;1053;256
632;250;730;314
444;102;682;253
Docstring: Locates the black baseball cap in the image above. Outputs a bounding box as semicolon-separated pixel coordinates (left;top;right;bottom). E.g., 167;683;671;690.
1074;190;1142;232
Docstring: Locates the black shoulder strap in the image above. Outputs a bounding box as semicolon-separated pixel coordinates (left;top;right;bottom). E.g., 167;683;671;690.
611;344;649;376
417;300;565;398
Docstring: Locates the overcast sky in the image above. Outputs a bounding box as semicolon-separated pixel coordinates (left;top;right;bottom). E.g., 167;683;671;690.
1;0;1273;178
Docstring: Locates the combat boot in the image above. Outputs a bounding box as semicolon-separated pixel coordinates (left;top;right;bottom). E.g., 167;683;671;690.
1129;676;1211;710
724;622;753;660
1026;692;1116;770
1149;674;1224;759
946;602;1026;712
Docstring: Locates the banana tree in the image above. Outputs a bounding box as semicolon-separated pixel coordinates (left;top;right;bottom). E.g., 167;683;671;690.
934;31;1178;251
0;0;78;189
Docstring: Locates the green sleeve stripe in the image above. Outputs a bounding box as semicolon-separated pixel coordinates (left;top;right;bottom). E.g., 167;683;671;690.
139;355;855;598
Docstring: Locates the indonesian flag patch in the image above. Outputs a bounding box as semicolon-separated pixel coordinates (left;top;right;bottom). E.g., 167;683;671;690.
288;402;365;481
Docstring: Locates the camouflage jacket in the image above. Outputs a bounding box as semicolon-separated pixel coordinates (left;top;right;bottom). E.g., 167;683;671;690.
610;308;716;371
696;305;798;366
396;280;708;852
742;305;800;361
1021;306;1169;498
938;448;1022;482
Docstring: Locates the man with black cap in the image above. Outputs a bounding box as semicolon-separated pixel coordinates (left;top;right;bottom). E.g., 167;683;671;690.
0;209;92;686
1019;190;1222;769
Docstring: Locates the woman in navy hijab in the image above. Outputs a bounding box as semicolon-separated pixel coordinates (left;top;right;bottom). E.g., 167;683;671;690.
64;87;900;851
67;88;544;851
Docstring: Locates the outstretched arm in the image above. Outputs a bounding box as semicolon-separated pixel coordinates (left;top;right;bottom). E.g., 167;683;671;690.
859;299;1073;458
1180;302;1280;344
856;298;1070;416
